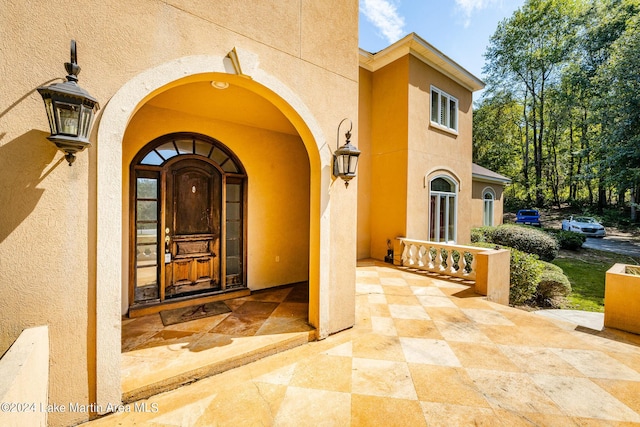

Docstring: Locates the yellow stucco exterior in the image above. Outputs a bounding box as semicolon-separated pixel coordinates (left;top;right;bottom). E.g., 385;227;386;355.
0;4;501;426
357;34;487;260
1;2;358;425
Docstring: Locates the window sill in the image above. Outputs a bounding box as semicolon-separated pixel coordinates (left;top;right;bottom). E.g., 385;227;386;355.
429;122;459;136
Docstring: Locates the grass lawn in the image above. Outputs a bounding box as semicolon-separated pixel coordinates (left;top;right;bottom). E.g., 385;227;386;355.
553;249;640;312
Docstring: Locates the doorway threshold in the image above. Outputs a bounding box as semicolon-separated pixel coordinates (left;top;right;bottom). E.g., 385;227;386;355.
121;282;314;403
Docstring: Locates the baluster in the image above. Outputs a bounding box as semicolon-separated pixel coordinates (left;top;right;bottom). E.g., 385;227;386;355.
401;241;409;266
469;251;478;280
427;246;436;271
435;248;444;272
418;245;426;269
447;250;456;276
461;251;469;277
413;244;420;267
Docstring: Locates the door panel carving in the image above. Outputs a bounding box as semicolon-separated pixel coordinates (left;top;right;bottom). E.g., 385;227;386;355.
165;159;221;298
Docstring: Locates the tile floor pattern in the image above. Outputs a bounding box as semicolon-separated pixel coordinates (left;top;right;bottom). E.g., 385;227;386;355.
121;282;314;399
87;263;640;426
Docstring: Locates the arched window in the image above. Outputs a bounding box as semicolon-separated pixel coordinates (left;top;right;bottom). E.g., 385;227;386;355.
129;133;246;308
429;176;457;242
483;188;495;226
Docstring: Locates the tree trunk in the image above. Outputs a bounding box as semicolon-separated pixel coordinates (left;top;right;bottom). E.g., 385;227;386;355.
597;180;606;213
631;185;638;222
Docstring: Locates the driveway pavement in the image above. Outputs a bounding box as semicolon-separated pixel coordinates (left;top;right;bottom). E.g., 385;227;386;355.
582;235;640;258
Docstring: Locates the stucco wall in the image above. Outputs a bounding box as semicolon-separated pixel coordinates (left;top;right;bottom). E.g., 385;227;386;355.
407;55;474;244
0;326;49;427
359;52;477;261
471;181;505;227
368;58;410;260
357;68;373;260
0;1;358;425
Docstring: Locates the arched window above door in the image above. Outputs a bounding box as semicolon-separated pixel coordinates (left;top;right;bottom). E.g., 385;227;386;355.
431;177;454;193
135;133;244;174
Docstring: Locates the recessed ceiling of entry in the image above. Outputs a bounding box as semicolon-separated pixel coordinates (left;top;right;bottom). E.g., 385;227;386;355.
147;81;298;135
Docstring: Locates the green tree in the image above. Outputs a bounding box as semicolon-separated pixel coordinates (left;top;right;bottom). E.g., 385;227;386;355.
594;4;640;218
473;91;532;202
484;0;581;207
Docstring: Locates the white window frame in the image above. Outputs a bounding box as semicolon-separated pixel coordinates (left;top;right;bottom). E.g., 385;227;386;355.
430;86;458;132
482;187;495;226
429;175;458;243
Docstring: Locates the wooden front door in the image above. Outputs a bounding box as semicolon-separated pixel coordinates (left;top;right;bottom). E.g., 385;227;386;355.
130;132;247;313
164;159;221;298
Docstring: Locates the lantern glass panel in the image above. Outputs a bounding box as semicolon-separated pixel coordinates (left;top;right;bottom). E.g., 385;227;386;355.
78;105;93;139
43;98;57;134
348;155;359;174
341;154;350;175
55;102;81;136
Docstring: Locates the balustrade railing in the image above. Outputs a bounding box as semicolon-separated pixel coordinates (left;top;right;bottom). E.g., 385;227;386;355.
396;238;486;282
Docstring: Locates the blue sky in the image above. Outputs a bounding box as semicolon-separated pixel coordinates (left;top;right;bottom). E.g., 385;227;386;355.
359;0;526;88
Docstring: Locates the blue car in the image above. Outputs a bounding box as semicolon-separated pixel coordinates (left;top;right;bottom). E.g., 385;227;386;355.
515;209;541;226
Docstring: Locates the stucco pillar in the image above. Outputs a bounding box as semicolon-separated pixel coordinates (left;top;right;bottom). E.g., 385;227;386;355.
474;249;510;305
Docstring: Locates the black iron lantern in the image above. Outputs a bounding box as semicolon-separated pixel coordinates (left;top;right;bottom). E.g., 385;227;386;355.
333;118;361;187
37;40;99;165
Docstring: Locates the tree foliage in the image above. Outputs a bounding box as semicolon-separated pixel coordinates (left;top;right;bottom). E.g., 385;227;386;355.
475;0;640;219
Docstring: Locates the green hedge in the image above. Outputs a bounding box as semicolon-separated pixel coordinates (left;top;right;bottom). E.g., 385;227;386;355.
489;225;559;261
539;260;563;274
471;226;497;243
544;229;585;250
474;242;543;305
537;269;571;299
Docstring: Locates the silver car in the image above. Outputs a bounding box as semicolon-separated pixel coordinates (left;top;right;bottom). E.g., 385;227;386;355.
561;216;606;237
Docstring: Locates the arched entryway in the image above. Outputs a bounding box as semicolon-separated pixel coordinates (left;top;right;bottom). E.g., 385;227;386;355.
129;133;247;314
94;51;340;408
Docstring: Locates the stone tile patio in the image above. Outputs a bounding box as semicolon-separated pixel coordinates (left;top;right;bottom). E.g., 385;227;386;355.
85;261;640;426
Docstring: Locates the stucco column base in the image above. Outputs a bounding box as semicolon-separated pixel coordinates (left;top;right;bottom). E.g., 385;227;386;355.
475;249;510;306
604;264;640;335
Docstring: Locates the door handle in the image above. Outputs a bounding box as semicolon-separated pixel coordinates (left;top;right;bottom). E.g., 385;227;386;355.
165;228;171;250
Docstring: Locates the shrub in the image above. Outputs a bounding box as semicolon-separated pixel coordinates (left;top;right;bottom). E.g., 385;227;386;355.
509;249;544;304
539;260;563;273
473;242;544;305
545;229;585;250
491;225;559;261
471;228;486;243
537;269;571;298
471;226;497;243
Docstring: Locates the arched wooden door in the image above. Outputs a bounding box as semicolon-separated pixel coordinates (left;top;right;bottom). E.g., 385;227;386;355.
165;158;221;297
129;133;246;313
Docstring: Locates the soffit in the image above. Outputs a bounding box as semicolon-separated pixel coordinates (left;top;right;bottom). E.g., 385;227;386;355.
146;81;298;135
359;33;485;92
472;163;512;185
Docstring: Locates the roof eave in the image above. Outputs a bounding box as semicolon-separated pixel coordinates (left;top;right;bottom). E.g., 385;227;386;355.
472;174;512;186
359;33;485;92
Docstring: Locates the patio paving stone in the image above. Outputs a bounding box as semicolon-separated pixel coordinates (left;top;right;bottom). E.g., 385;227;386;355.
84;262;640;426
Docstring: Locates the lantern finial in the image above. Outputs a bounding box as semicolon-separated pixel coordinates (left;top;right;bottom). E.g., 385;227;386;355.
64;40;81;82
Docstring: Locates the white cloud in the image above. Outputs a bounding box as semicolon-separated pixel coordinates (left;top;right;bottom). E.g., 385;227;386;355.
455;0;501;27
360;0;406;44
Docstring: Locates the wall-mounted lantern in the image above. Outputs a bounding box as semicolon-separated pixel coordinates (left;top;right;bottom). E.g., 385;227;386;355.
37;40;99;165
333;118;361;187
